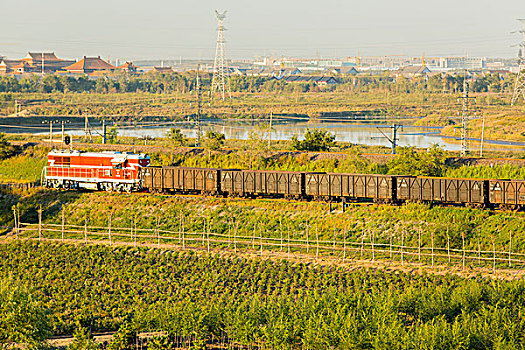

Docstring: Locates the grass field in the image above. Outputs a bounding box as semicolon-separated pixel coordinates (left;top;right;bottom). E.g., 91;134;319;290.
2;89;524;142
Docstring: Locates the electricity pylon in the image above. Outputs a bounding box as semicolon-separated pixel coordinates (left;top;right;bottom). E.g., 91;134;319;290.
511;19;525;106
211;10;231;100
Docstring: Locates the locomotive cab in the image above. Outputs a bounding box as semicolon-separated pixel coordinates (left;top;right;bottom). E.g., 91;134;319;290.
44;150;150;192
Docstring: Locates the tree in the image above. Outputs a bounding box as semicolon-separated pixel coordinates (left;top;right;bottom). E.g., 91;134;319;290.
0;279;50;349
387;144;446;176
67;326;100;350
107;322;136;350
0;133;15;160
203;131;225;151
167;128;186;147
106;126;119;144
202;131;226;162
291;128;336;152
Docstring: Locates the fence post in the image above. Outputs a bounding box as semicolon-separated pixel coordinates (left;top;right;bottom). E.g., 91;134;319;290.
306;224;309;253
388;230;394;261
280;218;283;252
108;211;112;246
234;221;238;253
17;206;20;239
333;224;336;254
462;233;466;271
343;228;346;263
38;205;42;241
202;218;206;247
315;225;319;262
509;231;512;268
447;232;451;264
418;225;421;263
492;235;496;273
371;228;375;262
228;220;231;249
431;230;434;267
84;216;88;244
182;217;185;250
178;210;182;244
61;207;65;242
287;224;291;258
252;224;256;250
156;213;160;248
259;222;263;256
207;219;210;253
401;229;404;265
360;224;365;259
130;215;134;246
477;234;481;266
13;206;18;239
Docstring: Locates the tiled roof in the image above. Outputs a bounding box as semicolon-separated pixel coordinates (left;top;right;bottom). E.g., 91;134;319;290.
153;66;174;73
118;61;138;69
281;76;338;83
25;52;60;61
0;59;22;68
63;56;116;72
397;66;431;74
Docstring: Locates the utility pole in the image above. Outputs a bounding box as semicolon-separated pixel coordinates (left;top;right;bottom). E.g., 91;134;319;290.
102;119;107;144
479;116;486;157
512;19;525;106
84;113;92;143
211;10;231;100
267;111;273;149
372;124;402;154
458;77;475;156
196;64;202;146
42;52;45;75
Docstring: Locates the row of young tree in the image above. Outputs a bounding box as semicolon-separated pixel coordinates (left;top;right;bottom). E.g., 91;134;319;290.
2;241;525;349
0;72;516;94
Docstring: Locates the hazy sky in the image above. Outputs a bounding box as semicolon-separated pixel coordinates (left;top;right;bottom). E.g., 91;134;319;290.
1;0;525;61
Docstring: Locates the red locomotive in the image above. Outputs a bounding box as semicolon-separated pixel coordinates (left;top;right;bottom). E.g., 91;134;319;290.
43;150;150;192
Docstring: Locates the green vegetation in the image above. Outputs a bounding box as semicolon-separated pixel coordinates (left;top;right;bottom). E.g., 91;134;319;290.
387;145;447;176
202;130;225;151
2;241;525;348
291;128;336;152
0;147;47;183
3;189;524;262
0;277;50;349
166;128;186;147
0;133;16;160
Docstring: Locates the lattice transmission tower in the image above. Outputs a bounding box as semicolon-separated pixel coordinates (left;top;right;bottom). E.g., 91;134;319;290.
211;10;231;100
459;77;475;156
511;19;525;106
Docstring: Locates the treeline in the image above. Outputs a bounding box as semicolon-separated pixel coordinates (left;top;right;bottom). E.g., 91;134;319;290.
0;71;515;94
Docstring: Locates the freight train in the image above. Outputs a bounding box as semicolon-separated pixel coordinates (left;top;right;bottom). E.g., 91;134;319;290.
43;150;525;210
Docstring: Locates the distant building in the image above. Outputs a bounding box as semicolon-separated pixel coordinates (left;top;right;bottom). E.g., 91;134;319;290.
439;57;485;69
152;66;174;73
245;68;274;76
0;52;74;74
0;60;23;74
279;75;339;86
396;66;431;77
331;67;359;75
23;52;74;73
117;61;139;73
63;56;116;74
